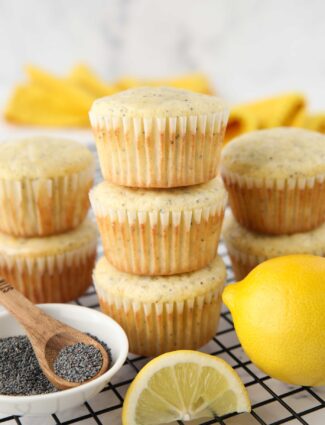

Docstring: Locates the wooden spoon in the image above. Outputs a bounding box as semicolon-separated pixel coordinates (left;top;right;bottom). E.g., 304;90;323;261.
0;277;110;390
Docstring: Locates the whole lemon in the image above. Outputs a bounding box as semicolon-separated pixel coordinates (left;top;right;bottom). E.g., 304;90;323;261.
223;255;325;386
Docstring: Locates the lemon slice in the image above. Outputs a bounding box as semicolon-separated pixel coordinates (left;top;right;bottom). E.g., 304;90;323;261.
122;350;250;424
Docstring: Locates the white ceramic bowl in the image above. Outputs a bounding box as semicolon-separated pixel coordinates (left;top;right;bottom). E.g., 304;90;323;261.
0;303;128;416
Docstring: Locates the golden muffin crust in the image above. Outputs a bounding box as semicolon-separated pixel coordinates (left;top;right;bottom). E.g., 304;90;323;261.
0;137;94;179
90;86;227;118
223;213;325;258
93;255;226;303
0;219;97;257
221;127;325;179
90;177;227;213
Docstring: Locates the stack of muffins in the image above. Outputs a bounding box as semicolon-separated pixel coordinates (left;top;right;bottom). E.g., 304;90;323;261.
0;137;98;303
89;87;230;356
221;127;325;279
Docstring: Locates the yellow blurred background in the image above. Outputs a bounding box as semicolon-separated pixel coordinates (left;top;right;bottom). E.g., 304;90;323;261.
4;64;324;141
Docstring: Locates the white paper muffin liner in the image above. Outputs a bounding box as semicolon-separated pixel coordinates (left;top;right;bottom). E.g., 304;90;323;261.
225;235;325;281
222;170;325;235
224;243;266;281
89;111;228;188
0;165;94;237
0;241;97;303
96;286;222;356
90;196;227;275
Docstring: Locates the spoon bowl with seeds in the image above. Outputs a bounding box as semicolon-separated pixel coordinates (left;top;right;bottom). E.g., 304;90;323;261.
0;303;128;415
0;277;110;390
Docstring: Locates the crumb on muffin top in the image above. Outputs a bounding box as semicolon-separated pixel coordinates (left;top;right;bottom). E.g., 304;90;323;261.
223;212;325;258
0;219;97;257
94;255;226;303
0;137;95;180
89;177;227;213
90;86;227;118
221;127;325;179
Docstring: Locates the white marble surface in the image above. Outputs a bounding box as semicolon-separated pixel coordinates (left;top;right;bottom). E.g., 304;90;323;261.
0;0;324;107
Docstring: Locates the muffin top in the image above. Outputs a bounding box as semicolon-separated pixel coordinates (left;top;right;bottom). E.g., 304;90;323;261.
94;255;226;303
90;177;227;213
221;128;325;179
0;219;97;257
223;213;325;258
0;137;94;179
90;86;227;118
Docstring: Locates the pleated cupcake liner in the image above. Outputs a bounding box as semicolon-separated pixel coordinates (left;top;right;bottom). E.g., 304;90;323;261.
0;165;94;237
225;237;325;281
222;171;325;235
90;195;227;275
89;111;228;188
224;242;267;281
0;241;97;303
96;287;223;357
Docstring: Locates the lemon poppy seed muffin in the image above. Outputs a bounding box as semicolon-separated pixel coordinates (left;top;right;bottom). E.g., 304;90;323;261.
221;128;325;235
89;87;228;187
93;255;226;356
0;219;97;303
90;177;228;275
223;212;325;280
0;137;95;237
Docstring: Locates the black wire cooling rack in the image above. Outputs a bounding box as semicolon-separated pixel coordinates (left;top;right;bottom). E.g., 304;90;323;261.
0;144;324;425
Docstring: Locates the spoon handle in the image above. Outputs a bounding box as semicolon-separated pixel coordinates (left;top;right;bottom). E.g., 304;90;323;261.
0;277;66;341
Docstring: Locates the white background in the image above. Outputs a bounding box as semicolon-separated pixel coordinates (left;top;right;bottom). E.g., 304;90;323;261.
0;0;324;107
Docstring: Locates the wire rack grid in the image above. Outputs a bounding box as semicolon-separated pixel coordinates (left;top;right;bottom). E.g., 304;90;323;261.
0;143;324;425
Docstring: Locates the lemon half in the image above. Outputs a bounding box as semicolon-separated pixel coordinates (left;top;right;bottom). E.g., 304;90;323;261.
122;350;250;425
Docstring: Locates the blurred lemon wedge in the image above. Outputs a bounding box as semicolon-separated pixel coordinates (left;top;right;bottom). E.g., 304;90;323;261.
122;350;250;424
